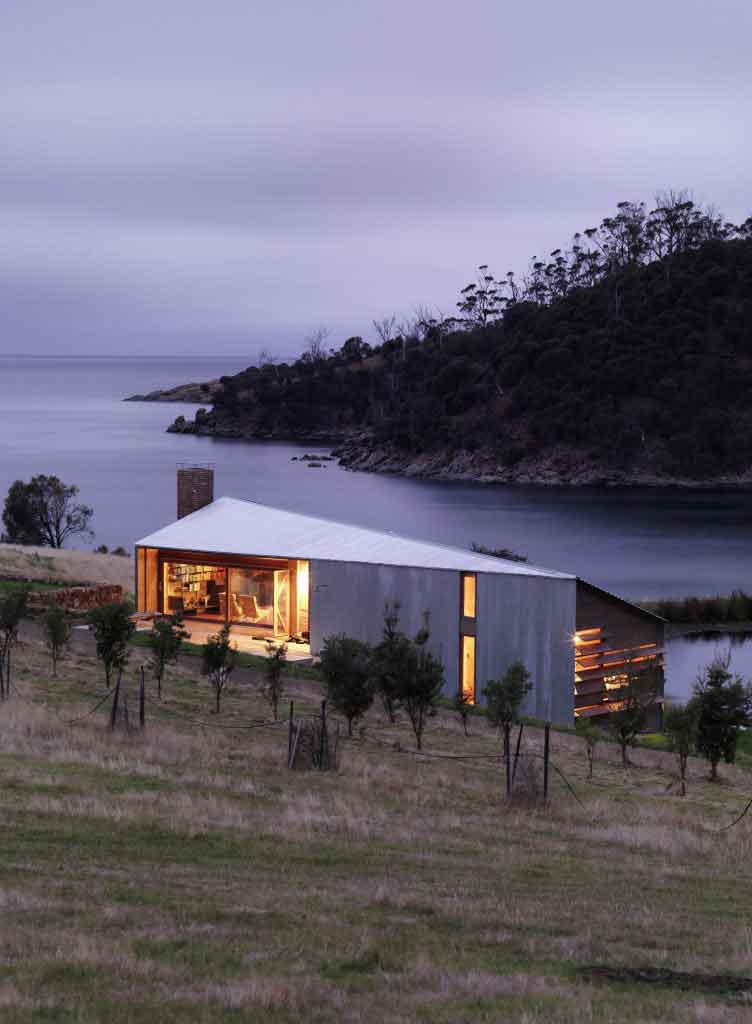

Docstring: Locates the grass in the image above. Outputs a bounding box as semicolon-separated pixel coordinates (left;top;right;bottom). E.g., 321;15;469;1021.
0;579;68;594
1;626;752;1021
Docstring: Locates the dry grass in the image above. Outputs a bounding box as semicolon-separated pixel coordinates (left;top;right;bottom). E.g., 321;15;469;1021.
0;542;133;592
1;632;752;1021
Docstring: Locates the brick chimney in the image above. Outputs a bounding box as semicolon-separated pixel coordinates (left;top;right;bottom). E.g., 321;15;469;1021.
177;465;214;519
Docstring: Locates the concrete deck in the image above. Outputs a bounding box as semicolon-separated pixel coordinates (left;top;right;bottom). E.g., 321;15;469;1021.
135;618;314;663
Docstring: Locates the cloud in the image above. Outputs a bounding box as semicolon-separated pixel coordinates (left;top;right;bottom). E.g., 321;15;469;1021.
1;0;750;354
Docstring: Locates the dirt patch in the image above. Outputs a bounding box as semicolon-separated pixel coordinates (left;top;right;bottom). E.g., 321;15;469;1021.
579;964;752;998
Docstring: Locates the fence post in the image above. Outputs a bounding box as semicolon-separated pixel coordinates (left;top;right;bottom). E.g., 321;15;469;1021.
504;723;511;797
320;700;327;770
109;675;121;731
511;722;524;786
543;723;550;800
288;701;294;765
139;666;146;730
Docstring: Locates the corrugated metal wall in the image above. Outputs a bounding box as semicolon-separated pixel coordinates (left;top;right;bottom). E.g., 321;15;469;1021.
475;575;576;724
309;560;461;695
309;560;576;725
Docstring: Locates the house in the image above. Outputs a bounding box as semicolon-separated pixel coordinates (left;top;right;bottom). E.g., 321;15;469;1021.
134;467;664;727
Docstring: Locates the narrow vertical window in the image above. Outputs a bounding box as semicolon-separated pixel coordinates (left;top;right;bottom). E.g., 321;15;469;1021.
462;573;476;618
296;560;310;638
461;635;476;704
136;548;146;612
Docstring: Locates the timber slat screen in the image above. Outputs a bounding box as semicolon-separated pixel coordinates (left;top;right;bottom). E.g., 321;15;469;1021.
573;626;664;718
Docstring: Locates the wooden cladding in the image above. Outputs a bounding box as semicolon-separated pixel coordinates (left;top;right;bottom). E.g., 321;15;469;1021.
574;625;664;718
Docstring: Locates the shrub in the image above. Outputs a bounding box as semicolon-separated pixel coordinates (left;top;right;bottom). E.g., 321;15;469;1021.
88;600;135;689
575;718;602;780
202;624;236;714
688;656;751;781
43;604;70;677
0;589;28;698
483;661;533;753
664;703;699;795
319;634;374;736
261;641;287;720
607;669;660;767
147;613;188;698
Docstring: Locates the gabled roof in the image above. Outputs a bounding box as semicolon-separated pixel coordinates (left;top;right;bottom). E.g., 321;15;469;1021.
136;496;573;579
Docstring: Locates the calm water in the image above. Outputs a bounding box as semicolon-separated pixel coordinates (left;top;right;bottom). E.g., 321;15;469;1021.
665;632;752;702
1;355;751;691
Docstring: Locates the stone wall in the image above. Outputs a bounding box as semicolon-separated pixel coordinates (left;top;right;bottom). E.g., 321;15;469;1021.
28;584;124;612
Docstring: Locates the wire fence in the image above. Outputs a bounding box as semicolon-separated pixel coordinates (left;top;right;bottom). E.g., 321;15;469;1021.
4;661;752;832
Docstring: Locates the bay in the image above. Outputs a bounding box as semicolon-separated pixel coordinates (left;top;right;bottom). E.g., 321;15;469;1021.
1;354;751;693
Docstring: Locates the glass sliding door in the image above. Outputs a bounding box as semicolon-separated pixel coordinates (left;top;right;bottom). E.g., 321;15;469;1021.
163;561;226;621
228;567;290;635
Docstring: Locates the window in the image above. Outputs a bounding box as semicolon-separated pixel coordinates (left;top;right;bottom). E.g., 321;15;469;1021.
163;562;227;621
461;635;476;704
296;560;310;638
229;567;290;634
462;573;476;618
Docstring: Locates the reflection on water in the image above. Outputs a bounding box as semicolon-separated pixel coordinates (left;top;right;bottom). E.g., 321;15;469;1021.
665;631;752;703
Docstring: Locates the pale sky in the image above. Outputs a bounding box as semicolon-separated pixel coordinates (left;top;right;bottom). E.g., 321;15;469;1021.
1;0;750;356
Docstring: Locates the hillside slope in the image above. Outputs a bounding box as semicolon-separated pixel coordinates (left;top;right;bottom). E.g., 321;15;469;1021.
0;543;134;592
167;238;752;485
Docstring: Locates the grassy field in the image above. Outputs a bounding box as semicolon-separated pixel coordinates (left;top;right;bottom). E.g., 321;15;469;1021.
0;543;133;594
2;625;752;1022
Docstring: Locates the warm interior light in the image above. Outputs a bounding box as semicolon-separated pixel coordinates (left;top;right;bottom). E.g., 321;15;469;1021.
296;560;310;637
462;574;476;618
461;635;476;704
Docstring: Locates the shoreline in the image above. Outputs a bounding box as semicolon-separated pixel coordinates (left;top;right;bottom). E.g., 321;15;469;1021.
125;391;752;491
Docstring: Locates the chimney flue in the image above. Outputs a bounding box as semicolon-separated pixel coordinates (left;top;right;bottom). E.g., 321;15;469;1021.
177;464;214;519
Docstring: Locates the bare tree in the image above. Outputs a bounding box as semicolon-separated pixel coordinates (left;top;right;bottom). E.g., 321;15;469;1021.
372;315;397;345
302;326;331;364
256;348;277;368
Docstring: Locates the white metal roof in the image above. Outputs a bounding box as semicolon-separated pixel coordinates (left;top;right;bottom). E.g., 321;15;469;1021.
136;496;573;579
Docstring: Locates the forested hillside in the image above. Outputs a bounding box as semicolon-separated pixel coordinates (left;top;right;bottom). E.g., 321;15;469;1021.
169;196;752;484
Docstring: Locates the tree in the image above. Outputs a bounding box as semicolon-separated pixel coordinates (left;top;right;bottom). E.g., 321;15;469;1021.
261;641;287;720
482;661;533;754
607;669;660;767
202;624;237;714
372;315;397;345
89;600;135;690
370;603;411;723
319;634;374;736
301;326;330;364
1;482;45;544
575;718;601;780
2;476;93;548
453;688;472;736
397;614;444;751
43;603;70;677
340;336;372;362
0;589;28;699
147;613;188;698
663;703;699;795
688;656;751;781
456;265;507;327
